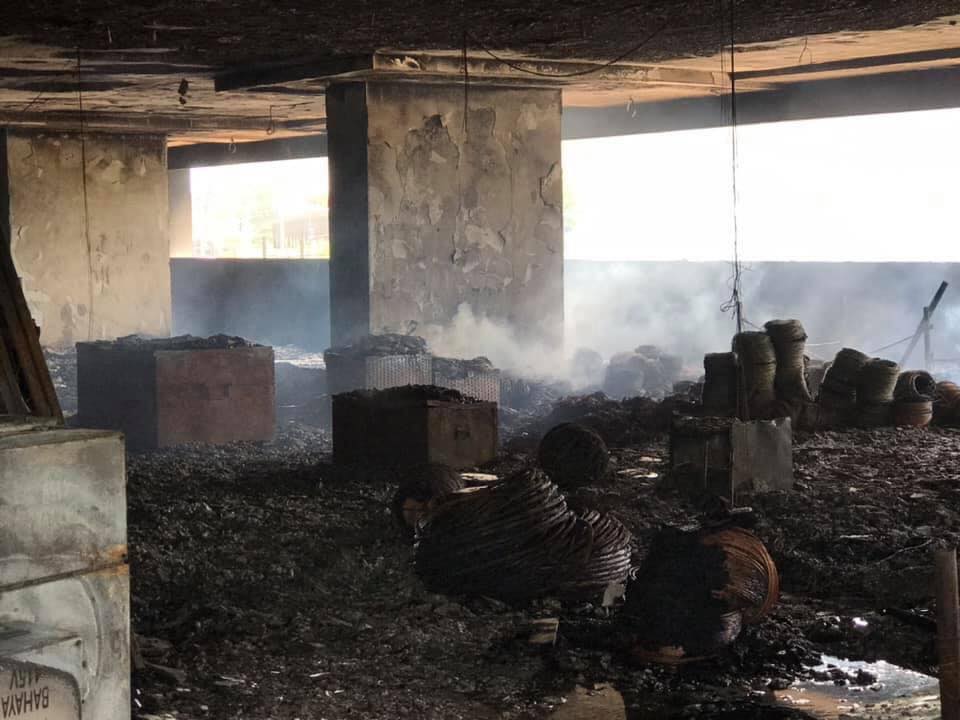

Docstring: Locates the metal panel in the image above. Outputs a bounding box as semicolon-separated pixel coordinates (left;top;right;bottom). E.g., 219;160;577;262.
77;344;158;449
0;427;129;719
332;394;497;469
432;369;501;404
731;417;794;494
0;567;130;720
366;355;432;391
0;430;126;587
155;347;276;447
0;658;81;720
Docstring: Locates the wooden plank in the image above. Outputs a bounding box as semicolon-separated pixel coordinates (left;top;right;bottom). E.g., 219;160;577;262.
0;211;62;420
0;337;28;415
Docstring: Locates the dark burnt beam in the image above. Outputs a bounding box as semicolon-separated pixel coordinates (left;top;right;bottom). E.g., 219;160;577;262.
735;46;960;80
168;134;328;169
214;55;373;92
0;109;325;135
214;50;735;94
563;65;960;139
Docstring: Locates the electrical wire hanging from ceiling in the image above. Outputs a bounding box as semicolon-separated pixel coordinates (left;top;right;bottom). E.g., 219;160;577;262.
718;0;744;336
76;0;96;341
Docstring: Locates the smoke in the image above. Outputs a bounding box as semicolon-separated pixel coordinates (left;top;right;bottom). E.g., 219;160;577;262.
424;260;960;390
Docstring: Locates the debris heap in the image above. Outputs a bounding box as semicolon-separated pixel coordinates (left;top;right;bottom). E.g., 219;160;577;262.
414;469;632;604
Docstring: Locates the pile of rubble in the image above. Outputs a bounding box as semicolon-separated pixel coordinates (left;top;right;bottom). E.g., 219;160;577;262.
603;345;684;400
98;333;258;350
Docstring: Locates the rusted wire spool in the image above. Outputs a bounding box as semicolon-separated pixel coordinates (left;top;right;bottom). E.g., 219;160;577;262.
857;358;901;405
857;402;893;428
392;464;465;533
415;469;632;604
621;524;778;665
702;352;738;416
894;400;934;428
556;511;632;600
537;423;610;490
820;348;869;409
764;320;813;403
895;370;936;402
935;381;960;425
701;526;780;624
732;332;777;419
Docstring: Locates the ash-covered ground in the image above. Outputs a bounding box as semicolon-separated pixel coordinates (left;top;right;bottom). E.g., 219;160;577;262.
39;344;954;717
125;411;960;719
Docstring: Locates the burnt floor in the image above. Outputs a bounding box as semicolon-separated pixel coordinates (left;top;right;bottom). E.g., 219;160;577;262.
125;421;960;719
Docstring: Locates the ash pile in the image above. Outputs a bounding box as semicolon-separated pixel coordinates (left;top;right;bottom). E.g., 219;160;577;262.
94;333;259;350
603;345;684;400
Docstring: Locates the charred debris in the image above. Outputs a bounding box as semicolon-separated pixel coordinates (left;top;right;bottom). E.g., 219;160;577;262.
80;325;960;719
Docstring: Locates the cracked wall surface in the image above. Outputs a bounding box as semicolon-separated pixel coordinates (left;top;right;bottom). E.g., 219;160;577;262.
3;131;171;347
328;82;563;345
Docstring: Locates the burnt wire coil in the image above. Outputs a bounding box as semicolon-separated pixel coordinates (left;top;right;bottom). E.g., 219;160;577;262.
764;319;812;403
819;348;869;408
621;525;778;664
935;381;960;425
857;359;901;405
895;370;936;402
894;400;934;428
392;464;466;532
702;352;738;415
537;422;610;490
732;332;777;418
414;469;632;604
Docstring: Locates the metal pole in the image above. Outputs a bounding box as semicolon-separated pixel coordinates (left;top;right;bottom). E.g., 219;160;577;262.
924;307;933;371
937;548;960;720
902;282;948;366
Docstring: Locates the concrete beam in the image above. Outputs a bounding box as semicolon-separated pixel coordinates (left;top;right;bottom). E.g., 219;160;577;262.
167;134;328;169
563;65;960;139
215;50;739;94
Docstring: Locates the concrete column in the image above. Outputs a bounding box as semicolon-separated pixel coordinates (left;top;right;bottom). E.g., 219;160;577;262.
1;130;171;347
326;81;563;346
168;168;193;258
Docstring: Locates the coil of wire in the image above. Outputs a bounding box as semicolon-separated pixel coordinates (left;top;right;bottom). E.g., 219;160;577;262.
764;319;813;404
702;352;738;416
935;381;960;425
819;348;869;409
856;358;900;427
620;524;778;665
414;469;632;604
732;332;777;419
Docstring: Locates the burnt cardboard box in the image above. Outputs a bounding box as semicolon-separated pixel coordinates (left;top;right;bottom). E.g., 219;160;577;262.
77;340;275;450
669;415;793;503
332;386;497;469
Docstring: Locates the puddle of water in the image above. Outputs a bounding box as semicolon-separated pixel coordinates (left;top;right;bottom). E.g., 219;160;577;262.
775;655;939;720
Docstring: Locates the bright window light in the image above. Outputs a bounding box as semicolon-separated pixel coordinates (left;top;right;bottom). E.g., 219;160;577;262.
562;108;960;263
190;157;329;259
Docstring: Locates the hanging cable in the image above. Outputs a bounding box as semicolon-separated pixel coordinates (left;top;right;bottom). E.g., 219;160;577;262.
466;21;670;79
718;0;743;336
75;7;95;340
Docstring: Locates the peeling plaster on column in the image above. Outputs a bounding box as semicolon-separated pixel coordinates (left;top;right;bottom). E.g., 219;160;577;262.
4;132;170;347
360;83;562;340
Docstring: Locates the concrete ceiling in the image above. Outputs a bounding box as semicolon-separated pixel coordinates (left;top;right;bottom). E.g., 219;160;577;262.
0;2;958;145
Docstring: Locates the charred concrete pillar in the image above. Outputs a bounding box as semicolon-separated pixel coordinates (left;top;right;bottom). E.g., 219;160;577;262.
0;129;171;347
326;82;563;346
